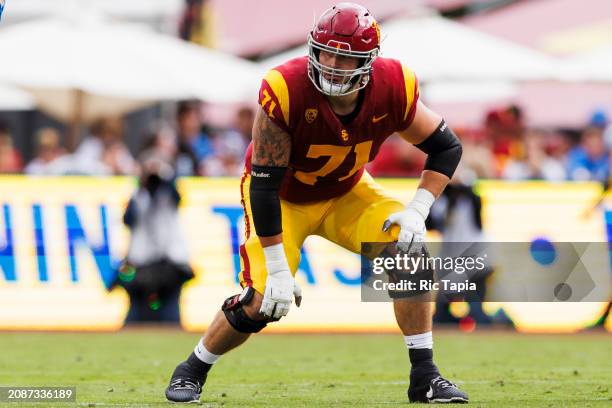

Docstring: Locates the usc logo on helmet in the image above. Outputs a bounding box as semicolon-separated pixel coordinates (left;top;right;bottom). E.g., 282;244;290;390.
372;21;380;44
305;108;318;124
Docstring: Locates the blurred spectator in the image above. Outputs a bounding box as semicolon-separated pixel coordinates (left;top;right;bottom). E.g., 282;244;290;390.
0;121;23;174
545;131;572;164
590;109;612;155
484;107;524;176
139;123;178;168
428;168;512;327
589;108;608;130
25;128;72;175
72;117;136;175
118;153;193;323
367;134;425;177
603;123;612;153
457;128;495;179
428;168;483;243
567;127;609;182
175;101;214;176
505;104;524;131
235;106;255;141
202;107;253;176
179;0;213;47
502;130;565;181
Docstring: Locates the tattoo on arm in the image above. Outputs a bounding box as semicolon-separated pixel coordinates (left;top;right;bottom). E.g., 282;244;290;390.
252;107;291;167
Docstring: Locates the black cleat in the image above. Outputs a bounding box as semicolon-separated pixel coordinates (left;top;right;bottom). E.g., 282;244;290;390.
408;375;468;403
165;361;207;403
165;377;203;403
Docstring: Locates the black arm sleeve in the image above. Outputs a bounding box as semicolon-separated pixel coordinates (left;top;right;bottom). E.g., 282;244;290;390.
249;165;287;237
414;120;462;179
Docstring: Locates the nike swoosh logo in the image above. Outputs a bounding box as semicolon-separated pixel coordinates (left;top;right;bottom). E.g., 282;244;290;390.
372;113;388;123
426;386;433;399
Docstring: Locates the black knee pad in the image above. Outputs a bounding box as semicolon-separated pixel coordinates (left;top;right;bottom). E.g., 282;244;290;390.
221;287;268;333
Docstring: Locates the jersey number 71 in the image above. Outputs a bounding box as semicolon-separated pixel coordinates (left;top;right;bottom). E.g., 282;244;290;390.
294;141;373;185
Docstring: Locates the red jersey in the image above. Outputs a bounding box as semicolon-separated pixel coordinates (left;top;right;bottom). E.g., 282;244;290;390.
245;56;419;203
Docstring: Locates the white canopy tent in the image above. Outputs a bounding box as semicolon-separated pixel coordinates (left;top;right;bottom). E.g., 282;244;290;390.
259;15;561;82
0;12;259;147
0;83;35;111
421;80;518;104
561;45;612;82
0;14;259;111
1;0;183;23
382;16;561;82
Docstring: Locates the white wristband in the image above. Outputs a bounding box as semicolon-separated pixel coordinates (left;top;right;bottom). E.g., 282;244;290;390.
263;242;289;275
408;188;436;219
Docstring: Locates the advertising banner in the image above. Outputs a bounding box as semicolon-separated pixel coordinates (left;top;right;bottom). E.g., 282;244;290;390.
0;176;609;332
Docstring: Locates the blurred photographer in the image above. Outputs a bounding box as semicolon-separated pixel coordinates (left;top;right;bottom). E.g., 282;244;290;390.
427;168;498;326
119;149;193;324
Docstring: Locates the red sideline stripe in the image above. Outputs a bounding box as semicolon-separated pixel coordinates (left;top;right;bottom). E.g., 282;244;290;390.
239;171;252;286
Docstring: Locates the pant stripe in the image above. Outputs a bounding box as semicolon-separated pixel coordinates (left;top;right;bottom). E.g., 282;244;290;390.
239;171;251;239
239;244;252;287
239;172;253;287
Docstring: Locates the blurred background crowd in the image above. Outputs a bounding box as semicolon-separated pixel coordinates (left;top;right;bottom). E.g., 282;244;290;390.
2;103;611;184
0;103;254;178
1;0;611;184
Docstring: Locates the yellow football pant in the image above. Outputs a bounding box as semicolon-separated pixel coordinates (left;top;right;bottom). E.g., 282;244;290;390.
238;171;404;294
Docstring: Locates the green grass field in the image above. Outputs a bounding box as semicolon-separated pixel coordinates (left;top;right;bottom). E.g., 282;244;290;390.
0;330;609;407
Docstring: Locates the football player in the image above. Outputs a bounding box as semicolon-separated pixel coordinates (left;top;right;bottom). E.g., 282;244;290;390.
166;2;468;404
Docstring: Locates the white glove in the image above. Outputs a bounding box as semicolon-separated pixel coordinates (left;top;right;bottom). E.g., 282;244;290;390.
259;243;302;319
383;188;435;255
